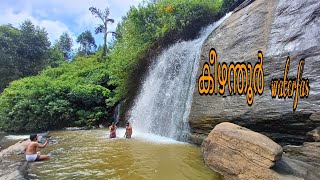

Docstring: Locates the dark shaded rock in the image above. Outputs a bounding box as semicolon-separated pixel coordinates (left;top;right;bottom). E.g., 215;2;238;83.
0;131;7;151
272;156;320;180
283;142;320;167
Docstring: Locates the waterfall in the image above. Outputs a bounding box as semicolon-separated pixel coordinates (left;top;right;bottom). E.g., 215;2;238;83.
129;13;232;141
113;103;121;124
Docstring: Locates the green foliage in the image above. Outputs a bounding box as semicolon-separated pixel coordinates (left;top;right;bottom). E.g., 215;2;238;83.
0;20;51;92
48;44;65;68
17;20;51;76
57;32;73;60
0;55;110;132
108;0;224;104
0;25;21;92
76;30;97;56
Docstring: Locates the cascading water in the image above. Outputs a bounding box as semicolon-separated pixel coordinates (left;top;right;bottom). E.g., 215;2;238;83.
113;103;121;124
129;13;232;141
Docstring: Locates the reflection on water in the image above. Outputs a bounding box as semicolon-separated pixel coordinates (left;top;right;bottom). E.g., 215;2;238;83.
31;129;220;180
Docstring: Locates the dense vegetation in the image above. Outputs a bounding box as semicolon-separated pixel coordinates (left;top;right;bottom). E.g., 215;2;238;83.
108;0;222;104
0;54;110;131
0;21;52;92
0;0;243;132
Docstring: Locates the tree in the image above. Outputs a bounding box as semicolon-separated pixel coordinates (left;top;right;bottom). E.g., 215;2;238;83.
48;43;64;68
0;55;110;132
89;7;116;56
0;25;21;92
76;30;97;56
57;32;73;60
18;20;51;76
0;21;51;92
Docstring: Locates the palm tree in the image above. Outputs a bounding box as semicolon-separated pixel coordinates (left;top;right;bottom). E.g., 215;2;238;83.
89;7;116;57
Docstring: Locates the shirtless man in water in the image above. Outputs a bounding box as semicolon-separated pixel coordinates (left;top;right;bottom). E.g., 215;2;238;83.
25;134;50;162
125;122;132;139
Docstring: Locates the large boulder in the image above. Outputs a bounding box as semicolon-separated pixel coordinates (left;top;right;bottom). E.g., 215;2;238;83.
202;122;283;179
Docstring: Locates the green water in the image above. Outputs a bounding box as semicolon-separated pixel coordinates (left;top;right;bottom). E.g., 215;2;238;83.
31;129;220;180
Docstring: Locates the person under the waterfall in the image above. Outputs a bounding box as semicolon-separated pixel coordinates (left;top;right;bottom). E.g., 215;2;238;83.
109;122;117;138
124;122;132;139
25;134;50;162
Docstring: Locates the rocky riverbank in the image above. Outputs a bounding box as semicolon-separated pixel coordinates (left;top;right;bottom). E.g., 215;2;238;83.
0;139;30;180
202;122;320;179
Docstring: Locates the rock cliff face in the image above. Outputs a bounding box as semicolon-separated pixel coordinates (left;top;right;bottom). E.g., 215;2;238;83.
190;0;320;146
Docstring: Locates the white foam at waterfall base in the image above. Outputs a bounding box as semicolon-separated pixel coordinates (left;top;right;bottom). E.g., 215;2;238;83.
5;135;30;140
129;13;232;141
110;128;185;144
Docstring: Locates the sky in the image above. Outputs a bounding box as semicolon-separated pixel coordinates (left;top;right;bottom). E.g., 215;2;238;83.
0;0;143;49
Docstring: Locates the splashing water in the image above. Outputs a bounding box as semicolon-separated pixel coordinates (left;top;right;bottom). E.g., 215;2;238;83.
129;13;232;141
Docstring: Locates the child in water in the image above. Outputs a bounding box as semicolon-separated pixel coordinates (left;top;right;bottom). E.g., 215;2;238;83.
109;122;117;138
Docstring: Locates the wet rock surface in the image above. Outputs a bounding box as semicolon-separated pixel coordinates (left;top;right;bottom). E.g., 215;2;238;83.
0;140;29;180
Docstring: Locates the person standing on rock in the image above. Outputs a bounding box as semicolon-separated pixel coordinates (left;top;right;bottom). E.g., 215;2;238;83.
25;134;50;162
109;122;117;138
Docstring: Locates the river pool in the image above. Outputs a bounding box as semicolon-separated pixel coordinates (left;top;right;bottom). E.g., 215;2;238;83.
30;129;220;180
